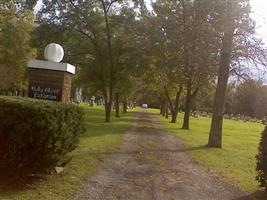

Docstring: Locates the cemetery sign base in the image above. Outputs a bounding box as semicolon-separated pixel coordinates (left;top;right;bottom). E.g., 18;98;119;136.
27;43;76;103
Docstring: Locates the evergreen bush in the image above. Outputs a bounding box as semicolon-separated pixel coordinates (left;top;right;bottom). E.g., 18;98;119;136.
0;96;84;174
256;126;267;189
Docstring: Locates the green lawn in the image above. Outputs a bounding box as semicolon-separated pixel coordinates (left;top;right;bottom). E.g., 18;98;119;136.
0;105;137;200
150;109;265;199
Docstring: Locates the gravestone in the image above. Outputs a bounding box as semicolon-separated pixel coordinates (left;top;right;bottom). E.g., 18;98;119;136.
27;43;76;103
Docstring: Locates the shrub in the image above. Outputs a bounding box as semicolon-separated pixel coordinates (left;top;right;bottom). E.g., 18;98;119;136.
256;126;267;189
0;96;84;174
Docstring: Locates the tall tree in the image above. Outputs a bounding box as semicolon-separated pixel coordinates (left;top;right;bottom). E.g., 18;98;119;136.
149;0;216;126
180;0;217;130
208;0;267;148
146;0;186;123
0;0;35;90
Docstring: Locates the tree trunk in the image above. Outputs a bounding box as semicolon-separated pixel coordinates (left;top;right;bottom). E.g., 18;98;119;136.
165;103;169;119
160;100;163;114
100;0;115;123
182;84;198;130
208;2;235;148
115;92;120;118
164;86;183;123
105;101;112;122
123;100;127;113
162;101;166;117
171;113;178;123
182;84;191;130
102;87;112;122
182;104;191;129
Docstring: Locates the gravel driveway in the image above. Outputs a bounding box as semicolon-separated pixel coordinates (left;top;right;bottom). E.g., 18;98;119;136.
75;110;252;200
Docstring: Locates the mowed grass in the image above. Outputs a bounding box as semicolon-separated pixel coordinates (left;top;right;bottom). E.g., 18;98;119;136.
0;105;137;200
150;109;265;199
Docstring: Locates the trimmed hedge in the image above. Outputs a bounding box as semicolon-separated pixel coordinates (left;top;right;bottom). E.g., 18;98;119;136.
256;126;267;189
0;96;84;174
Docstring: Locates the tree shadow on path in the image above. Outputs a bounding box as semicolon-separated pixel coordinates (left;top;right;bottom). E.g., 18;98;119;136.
80;145;208;157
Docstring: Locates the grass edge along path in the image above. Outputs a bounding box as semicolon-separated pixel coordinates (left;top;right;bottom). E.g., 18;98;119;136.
0;105;137;200
149;108;266;199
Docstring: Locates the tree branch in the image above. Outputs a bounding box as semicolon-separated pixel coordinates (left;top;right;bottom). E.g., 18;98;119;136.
107;0;119;12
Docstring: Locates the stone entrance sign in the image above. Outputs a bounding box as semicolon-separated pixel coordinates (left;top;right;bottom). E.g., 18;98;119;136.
27;43;76;103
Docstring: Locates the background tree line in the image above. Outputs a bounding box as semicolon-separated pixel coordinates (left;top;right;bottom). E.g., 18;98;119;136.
225;79;267;119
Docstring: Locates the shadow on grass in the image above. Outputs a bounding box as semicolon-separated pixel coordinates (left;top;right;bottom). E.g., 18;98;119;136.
82;114;137;138
233;190;267;200
121;145;208;155
85;115;136;124
83;123;133;138
0;170;46;193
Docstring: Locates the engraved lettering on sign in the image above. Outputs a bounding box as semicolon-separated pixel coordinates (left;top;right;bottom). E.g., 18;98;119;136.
30;85;61;101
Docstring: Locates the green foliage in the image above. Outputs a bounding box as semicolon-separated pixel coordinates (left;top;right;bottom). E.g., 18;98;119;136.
0;1;36;90
0;96;84;174
256;126;267;189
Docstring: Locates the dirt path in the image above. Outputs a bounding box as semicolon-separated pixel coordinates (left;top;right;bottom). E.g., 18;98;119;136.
75;110;252;200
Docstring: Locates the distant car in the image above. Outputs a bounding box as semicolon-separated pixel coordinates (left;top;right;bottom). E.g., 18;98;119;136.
142;104;148;109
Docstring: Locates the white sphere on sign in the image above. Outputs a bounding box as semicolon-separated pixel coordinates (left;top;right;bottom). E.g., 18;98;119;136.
44;43;64;63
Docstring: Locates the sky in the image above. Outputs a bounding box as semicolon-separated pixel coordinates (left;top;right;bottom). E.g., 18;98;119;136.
250;0;267;44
